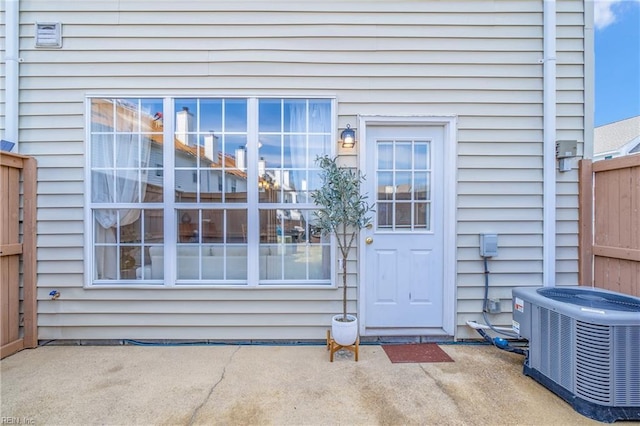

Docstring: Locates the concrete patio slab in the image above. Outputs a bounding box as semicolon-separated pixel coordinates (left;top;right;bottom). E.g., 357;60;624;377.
1;344;610;425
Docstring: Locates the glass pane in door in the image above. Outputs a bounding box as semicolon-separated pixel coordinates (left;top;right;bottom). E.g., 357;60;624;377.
375;139;432;231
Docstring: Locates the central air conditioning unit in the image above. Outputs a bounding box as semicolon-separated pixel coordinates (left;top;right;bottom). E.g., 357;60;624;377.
512;286;640;423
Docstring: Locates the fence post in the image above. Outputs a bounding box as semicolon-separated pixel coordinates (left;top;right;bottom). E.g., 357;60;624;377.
578;159;593;286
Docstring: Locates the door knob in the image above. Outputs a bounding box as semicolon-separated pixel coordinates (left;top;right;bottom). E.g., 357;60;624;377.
365;237;373;245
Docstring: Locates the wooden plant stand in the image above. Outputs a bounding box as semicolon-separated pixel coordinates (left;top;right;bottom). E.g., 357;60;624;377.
326;330;359;362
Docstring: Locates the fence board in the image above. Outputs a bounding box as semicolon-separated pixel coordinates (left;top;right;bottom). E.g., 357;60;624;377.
580;155;640;297
0;152;37;359
22;157;38;348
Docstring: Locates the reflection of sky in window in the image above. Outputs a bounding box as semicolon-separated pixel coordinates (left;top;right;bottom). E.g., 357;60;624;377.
414;142;429;169
396;171;411;187
258;99;331;171
378;142;393;169
170;98;330;172
199;99;222;132
174;99;248;136
225;100;247;132
259;134;282;168
378;140;430;171
378;172;393;187
225;135;247;153
395;143;412;169
259;99;281;132
259;99;332;134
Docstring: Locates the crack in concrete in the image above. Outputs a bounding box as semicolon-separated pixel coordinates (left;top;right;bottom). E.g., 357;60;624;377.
418;363;462;412
187;345;241;425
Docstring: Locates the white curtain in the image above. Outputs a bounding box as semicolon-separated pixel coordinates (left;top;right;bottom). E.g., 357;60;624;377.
287;101;332;277
286;100;306;171
309;100;331;134
93;103;150;279
284;99;330;186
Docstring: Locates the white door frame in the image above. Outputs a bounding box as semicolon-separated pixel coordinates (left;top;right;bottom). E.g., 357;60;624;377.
358;115;457;337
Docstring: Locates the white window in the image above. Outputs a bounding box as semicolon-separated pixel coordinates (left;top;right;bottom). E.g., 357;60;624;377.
87;97;334;286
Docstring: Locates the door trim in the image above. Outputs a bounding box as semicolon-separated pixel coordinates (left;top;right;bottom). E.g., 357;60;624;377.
357;115;458;338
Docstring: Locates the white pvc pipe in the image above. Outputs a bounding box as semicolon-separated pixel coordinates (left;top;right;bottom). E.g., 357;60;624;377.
5;0;20;151
543;0;557;287
584;2;595;160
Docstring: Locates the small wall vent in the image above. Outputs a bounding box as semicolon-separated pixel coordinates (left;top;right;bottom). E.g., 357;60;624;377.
35;22;62;48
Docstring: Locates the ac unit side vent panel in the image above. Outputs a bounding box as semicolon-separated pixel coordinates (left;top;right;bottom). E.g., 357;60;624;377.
576;321;613;404
538;307;573;390
614;325;640;406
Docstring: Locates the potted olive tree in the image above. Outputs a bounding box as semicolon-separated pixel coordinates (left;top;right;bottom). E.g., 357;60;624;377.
311;155;374;345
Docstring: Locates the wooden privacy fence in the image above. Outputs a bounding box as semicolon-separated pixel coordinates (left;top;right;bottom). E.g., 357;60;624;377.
1;151;37;358
579;155;640;297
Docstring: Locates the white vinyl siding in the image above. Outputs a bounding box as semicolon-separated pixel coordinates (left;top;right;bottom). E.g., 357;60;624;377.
555;0;587;292
12;0;588;341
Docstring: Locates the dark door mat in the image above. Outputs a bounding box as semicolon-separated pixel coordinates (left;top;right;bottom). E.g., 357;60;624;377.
382;343;454;363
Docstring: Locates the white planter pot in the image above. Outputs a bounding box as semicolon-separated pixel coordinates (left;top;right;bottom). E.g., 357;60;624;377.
331;314;358;346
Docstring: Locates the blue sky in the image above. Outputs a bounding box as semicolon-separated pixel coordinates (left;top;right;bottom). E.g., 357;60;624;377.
594;0;640;126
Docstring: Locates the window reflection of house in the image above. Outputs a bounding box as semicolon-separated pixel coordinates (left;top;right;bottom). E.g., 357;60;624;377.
92;99;252;277
90;97;332;284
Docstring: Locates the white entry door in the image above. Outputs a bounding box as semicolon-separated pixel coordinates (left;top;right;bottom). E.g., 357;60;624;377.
363;124;445;330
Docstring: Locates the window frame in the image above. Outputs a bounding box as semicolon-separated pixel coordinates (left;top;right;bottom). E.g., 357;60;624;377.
84;95;337;289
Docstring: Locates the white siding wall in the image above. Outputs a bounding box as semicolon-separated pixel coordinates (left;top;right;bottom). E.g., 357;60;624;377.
0;7;5;134
10;0;587;341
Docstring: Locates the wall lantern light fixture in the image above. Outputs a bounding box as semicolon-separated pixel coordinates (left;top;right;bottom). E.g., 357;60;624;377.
340;124;356;149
